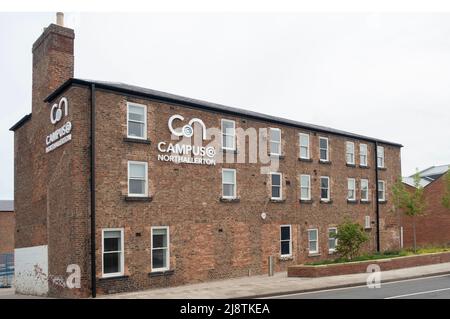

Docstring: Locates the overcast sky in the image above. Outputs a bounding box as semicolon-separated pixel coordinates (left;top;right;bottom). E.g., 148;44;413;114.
1;12;450;200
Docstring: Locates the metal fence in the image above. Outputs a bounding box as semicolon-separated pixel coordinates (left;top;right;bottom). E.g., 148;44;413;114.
0;253;14;288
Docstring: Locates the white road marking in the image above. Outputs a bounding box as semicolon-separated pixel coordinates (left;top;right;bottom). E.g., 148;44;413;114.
263;273;450;299
385;287;450;299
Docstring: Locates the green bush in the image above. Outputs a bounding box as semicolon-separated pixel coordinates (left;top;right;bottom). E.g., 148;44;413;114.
333;219;369;260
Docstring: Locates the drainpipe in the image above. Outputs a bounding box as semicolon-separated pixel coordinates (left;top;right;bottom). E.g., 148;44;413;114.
90;84;97;298
374;141;381;253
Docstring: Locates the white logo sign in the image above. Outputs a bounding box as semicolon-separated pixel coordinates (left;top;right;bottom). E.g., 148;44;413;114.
46;97;73;153
158;114;216;165
168;114;207;139
50;97;69;124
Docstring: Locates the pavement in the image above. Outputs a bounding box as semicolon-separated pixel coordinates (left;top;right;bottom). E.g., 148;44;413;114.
270;274;450;299
101;262;450;299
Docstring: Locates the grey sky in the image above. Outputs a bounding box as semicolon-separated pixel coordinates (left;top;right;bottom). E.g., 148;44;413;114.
1;12;449;200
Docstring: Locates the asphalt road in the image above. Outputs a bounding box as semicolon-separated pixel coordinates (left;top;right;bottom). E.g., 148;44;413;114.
270;274;450;299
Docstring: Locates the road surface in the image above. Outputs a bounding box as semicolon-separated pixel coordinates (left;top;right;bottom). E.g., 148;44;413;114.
269;274;450;299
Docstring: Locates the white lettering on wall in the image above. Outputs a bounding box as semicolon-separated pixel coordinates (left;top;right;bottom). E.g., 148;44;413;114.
45;97;73;153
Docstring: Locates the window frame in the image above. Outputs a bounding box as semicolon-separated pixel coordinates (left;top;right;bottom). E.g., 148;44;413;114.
126;102;147;140
328;227;338;253
127;161;148;197
360;143;368;166
378;180;386;202
102;228;125;278
222;168;237;199
221;119;236;151
320;176;330;201
346;141;355;165
270;172;283;200
299;133;310;159
347;178;356;201
269;128;282;156
360;178;369;202
280;225;292;257
319;137;329;162
308;228;319;254
300;174;311;200
151;226;170;272
377;146;385;168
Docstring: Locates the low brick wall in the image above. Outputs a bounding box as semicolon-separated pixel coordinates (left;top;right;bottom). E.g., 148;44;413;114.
288;252;450;277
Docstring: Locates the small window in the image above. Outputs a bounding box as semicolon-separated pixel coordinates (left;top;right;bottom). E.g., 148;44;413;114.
269;128;281;156
221;119;236;150
300;174;311;200
319;137;329;161
280;225;292;257
222;169;236;199
320;176;330;201
377;146;385;168
299;133;310;159
360;144;368;166
361;179;369;201
271;172;282;200
151;226;169;272
328;228;337;253
308;229;319;254
347;178;356;201
378;180;386;201
128;161;148;197
346;142;355;165
127;102;147;139
102;229;124;278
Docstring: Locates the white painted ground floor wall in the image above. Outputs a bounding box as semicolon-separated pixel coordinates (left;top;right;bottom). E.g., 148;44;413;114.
14;245;48;296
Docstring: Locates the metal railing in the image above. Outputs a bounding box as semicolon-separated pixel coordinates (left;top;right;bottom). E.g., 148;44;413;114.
0;253;14;288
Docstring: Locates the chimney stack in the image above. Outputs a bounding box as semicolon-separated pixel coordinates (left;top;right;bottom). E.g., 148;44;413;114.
31;14;74;114
56;12;64;27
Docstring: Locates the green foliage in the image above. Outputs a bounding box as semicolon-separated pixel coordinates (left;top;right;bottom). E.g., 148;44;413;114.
443;170;450;210
392;172;426;218
305;246;450;266
333;219;369;260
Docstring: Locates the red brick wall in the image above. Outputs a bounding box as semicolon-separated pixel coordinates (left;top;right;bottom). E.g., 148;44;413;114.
288;252;450;277
402;175;450;248
13;24;92;298
90;89;402;294
0;211;14;254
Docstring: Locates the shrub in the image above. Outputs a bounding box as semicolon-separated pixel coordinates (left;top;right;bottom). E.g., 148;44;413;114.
333;219;369;260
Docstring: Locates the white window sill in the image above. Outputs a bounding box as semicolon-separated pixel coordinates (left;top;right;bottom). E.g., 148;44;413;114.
308;252;321;257
279;255;293;261
101;273;126;279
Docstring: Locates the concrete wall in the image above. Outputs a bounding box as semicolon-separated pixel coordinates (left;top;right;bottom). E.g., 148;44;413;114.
14;245;48;296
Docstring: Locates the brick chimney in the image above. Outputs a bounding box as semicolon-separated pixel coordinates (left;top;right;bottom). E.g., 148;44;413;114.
32;13;74;114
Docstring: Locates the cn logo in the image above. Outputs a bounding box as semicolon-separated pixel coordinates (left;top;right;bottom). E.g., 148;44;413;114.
50;97;69;125
168;114;207;140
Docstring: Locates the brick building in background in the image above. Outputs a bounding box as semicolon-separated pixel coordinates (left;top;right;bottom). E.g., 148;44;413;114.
10;15;403;298
0;200;14;255
401;165;450;248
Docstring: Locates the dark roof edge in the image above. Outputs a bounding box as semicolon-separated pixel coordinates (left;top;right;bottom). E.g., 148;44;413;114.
45;78;403;147
9;113;32;131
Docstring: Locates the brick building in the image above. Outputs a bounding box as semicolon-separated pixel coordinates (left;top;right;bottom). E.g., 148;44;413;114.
10;16;403;298
401;165;450;248
0;200;14;255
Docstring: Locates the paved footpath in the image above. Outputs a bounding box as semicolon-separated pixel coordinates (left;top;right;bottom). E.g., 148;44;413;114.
102;262;450;299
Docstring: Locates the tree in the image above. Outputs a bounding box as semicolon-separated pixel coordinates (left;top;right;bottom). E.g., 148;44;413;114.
442;170;450;210
333;219;369;260
392;171;426;253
